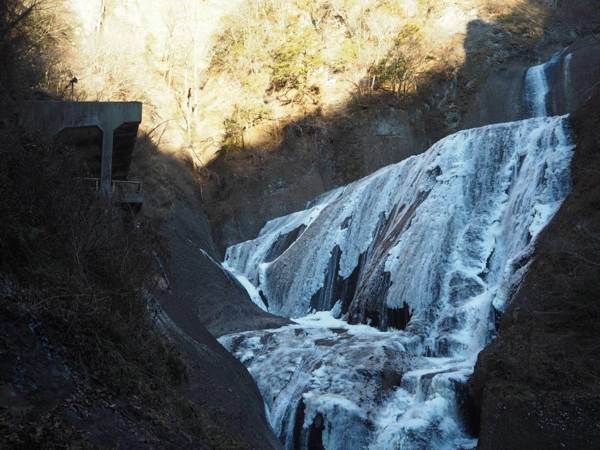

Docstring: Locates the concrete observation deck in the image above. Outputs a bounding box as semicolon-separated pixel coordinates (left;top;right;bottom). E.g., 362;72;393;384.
19;101;144;206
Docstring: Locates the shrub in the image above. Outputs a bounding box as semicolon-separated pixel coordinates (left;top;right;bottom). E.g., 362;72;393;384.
0;0;72;98
368;24;425;94
222;103;271;149
332;38;359;72
269;28;323;96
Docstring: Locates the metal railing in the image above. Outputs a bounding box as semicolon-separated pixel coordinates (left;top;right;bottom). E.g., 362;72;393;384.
84;178;144;194
83;178;144;204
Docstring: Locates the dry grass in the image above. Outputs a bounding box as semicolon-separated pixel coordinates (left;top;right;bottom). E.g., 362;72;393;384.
202;0;552;155
0;126;185;395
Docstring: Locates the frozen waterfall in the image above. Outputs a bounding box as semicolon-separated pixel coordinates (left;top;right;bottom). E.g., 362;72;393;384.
219;53;575;450
225;117;573;327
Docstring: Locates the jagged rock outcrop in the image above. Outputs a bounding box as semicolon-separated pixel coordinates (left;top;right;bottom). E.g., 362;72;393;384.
225;116;574;327
130;135;290;337
219;34;600;447
155;198;290;337
137;154;289;447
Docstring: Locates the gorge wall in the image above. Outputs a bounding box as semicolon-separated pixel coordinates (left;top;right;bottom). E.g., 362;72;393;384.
6;1;599;448
222;114;575;449
203;1;600;252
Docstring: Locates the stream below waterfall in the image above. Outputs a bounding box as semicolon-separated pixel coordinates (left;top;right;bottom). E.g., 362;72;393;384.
218;51;575;450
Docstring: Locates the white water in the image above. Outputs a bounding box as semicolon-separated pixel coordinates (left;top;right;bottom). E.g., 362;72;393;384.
225;118;573;323
220;54;575;450
524;51;566;117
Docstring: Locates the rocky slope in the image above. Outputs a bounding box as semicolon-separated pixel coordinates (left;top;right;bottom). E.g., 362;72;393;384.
131;143;290;336
218;33;600;449
469;86;600;450
0;300;282;450
0;135;284;449
5;1;600;448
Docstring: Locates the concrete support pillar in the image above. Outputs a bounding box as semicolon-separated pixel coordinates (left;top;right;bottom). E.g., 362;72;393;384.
100;126;114;194
19;102;143;198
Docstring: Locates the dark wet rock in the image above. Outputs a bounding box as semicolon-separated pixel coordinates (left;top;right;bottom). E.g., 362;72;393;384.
124;165;287;448
220;320;410;449
265;225;306;263
314;338;337;347
156;200;290;337
157;305;282;450
464;36;600;129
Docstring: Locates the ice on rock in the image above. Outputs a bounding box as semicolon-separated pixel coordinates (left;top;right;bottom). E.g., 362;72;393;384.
220;113;574;450
524;51;564;117
220;312;415;449
219;46;578;446
218;46;576;450
225;116;574;327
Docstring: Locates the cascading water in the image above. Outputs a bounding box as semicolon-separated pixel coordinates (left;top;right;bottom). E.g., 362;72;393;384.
523;50;572;117
219;54;575;449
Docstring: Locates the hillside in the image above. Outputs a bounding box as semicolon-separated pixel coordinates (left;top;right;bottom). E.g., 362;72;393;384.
32;0;576;249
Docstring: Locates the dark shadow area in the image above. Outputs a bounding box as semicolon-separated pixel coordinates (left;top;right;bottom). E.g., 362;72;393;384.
55;125;103;176
2;0;600;449
112;122;142;179
0;125;286;449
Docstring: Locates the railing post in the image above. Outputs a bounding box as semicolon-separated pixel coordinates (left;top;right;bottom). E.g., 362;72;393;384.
100;125;114;195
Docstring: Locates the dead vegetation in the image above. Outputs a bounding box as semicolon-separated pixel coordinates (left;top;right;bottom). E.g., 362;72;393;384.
205;0;552;155
14;0;553;172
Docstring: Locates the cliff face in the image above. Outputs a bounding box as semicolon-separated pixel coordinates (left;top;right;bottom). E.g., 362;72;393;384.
469;87;600;450
0;131;284;449
6;1;600;448
208;31;600;251
43;1;600;254
0;300;282;450
221;114;577;449
201;1;600;251
130;142;290;336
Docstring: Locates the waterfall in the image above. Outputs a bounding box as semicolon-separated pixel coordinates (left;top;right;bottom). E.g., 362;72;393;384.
523;50;571;117
219;55;575;450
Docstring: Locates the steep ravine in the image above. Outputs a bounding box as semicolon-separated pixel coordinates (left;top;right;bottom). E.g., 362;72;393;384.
217;50;590;449
135;156;289;447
